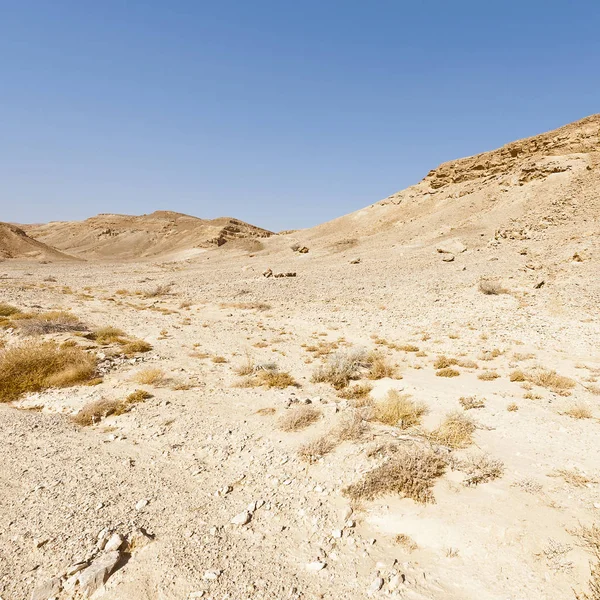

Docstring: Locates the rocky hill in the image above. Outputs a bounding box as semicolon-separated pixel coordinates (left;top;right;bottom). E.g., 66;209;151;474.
0;222;77;261
25;211;273;260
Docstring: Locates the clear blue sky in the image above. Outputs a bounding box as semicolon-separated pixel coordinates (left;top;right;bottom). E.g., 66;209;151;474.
1;1;599;231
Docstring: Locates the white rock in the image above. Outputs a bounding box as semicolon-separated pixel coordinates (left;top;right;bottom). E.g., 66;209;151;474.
368;577;384;594
135;499;149;511
332;529;343;538
203;569;221;580
104;533;124;552
345;519;355;528
306;561;326;571
77;551;121;597
31;577;62;600
230;510;252;526
436;239;466;254
65;561;88;577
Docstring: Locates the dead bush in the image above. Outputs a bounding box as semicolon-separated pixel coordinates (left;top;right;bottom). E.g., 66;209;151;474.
71;398;127;426
121;339;153;355
91;326;126;344
434;355;459;369
133;367;165;385
564;403;593;420
573;524;600;600
549;468;597;488
366;352;397;380
478;371;500;381
0;303;21;317
298;436;335;463
333;410;368;441
395;534;418;551
526;368;576;391
459;396;485;410
311;349;371;389
141;283;173;298
337;382;373;402
0;341;96;402
510;370;526;382
15;311;86;335
344;446;446;504
430;412;476;449
436;367;460;378
450;452;504;486
241;369;297;389
126;389;153;404
278;406;321;432
478;279;508;295
220;302;271;311
372;390;427;429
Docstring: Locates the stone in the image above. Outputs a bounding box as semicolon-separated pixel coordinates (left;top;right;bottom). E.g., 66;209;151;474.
104;533;124;552
128;528;154;551
65;561;88;577
306;561;326;571
203;569;221;580
534;279;545;289
31;577;62;600
77;551;121;597
368;577;384;594
231;510;252;526
135;498;149;511
262;268;273;278
436;239;466;254
350;258;361;264
442;254;455;262
332;529;343;539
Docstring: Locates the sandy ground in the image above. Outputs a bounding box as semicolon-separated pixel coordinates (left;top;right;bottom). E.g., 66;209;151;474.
1;231;599;600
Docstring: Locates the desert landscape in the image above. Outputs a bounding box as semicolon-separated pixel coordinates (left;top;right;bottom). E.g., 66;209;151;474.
1;114;599;600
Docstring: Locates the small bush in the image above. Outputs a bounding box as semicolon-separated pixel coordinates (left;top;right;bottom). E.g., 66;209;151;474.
397;344;420;352
15;311;85;335
311;349;371;389
71;398;127;426
436;367;460;378
91;326;126;344
526;368;576;391
121;339;153;355
333;410;368;441
459;396;485;410
366;352;397;380
479;279;508;295
564;403;593;419
298;436;335;463
549;468;597;488
430;413;476;449
127;389;153;403
337;382;373;401
0;341;96;402
451;452;504;486
510;370;526;382
478;371;500;381
212;356;227;364
242;370;298;389
141;283;172;298
372;390;427;429
573;524;600;600
395;534;418;551
133;368;165;385
278;406;321;431
344;446;447;504
434;356;458;369
0;303;21;317
507;402;519;412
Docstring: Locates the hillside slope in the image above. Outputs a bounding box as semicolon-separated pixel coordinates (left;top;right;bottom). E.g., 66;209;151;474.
26;211;273;260
0;222;77;261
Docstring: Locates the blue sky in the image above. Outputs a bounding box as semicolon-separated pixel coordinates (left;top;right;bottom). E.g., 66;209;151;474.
1;1;599;231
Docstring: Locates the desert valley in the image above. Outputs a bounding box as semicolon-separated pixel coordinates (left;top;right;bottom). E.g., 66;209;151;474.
1;114;599;600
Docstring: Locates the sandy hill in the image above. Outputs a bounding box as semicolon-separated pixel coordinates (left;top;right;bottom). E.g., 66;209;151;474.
288;114;599;256
0;222;77;261
25;211;273;260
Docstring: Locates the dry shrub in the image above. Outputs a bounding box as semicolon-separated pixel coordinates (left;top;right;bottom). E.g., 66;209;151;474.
397;344;419;352
434;355;458;369
15;311;86;335
372;390;427;429
126;389;153;403
0;303;21;317
526;368;576;391
478;371;500;381
430;413;476;449
212;356;227;363
337;382;373;402
311;349;371;389
510;370;526;382
235;355;255;376
141;283;172;298
457;359;478;369
367;352;397;380
333;410;368;441
524;391;543;400
549;468;597;488
242;370;297;389
479;279;508;295
436;367;460;378
459;396;485;410
298;436;335;463
507;402;519;412
255;407;276;416
586;384;600;396
344;446;446;504
71;398;126;426
91;326;126;344
564;403;593;420
395;534;418;551
133;368;165;385
451;452;504;486
278;406;321;432
573;524;600;600
0;341;96;402
479;348;503;361
121;339;153;355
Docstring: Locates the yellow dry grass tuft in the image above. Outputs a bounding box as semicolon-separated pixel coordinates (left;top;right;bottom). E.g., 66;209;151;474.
459;396;485;410
549;468;597;488
278;405;321;432
395;534;418;551
344;446;446;504
433;355;458;369
337;382;373;401
121;339;153;355
0;303;21;317
71;398;126;426
133;368;165;386
478;371;500;381
126;389;153;404
91;326;126;344
436;367;460;378
242;370;298;389
372;390;427;429
451;451;504;487
507;402;519;412
510;370;526;382
15;311;85;335
526;368;576;391
479;279;508;295
564;403;593;420
430;412;476;449
366;352;397;380
298;436;335;463
0;341;96;402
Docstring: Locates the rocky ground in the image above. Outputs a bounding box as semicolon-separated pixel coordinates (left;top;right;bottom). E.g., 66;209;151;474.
1;224;599;600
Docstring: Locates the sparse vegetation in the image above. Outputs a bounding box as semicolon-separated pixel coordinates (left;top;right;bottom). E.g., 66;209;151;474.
436;367;460;378
91;326;126;344
507;402;519;411
430;412;476;449
212;355;228;363
0;303;21;317
278;406;321;431
311;349;371;389
15;311;86;335
479;279;508;295
526;368;576;391
141;283;173;298
0;341;96;402
395;534;418;551
451;452;504;486
366;352;397;380
71;398;127;426
549;468;597;488
564;403;593;420
298;436;335;463
133;367;165;385
573;524;600;600
510;369;526;382
344;446;446;504
372;390;427;429
126;389;153;403
434;355;458;369
337;382;373;401
459;396;485;410
478;371;500;381
121;339;153;355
